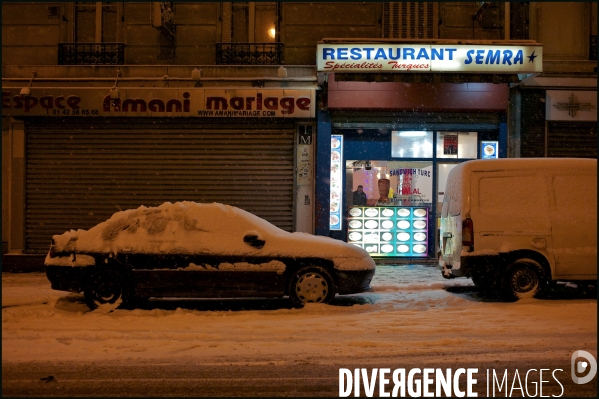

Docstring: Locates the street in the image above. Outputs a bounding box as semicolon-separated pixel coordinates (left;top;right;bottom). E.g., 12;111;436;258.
3;265;597;397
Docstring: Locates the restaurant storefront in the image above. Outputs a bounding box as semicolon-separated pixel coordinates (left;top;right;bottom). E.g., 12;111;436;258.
314;39;544;259
2;87;317;254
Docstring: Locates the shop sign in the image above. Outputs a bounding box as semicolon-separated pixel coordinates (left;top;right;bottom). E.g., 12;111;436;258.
546;90;597;121
316;44;543;73
481;141;499;159
1;88;315;118
297;127;313;192
296;125;315;233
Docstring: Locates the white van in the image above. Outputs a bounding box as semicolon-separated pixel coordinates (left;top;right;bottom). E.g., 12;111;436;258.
438;158;597;298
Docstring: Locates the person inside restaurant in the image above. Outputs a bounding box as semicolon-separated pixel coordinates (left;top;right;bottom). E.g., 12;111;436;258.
352;185;368;205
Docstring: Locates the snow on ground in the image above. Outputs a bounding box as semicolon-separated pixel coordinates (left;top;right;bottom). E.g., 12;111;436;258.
3;265;596;370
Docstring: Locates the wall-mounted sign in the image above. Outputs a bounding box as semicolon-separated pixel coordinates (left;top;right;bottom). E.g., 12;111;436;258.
329;135;343;231
316;44;543;74
347;206;429;257
296;125;314;234
481;141;499;159
546;90;597;121
1;88;316;118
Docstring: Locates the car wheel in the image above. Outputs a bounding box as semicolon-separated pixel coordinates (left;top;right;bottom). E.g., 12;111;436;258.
502;259;544;300
84;269;130;312
578;283;597;296
289;266;335;307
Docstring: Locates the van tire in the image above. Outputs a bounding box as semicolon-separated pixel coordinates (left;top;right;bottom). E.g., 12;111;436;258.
471;272;496;291
502;259;544;300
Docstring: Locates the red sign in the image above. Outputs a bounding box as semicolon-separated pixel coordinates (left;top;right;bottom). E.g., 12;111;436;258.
1;88;315;118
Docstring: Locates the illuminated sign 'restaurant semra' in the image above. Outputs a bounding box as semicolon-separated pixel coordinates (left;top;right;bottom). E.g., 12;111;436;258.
316;44;543;73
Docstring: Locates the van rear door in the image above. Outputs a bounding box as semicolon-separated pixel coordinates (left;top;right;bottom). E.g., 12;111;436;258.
471;170;552;254
550;174;597;278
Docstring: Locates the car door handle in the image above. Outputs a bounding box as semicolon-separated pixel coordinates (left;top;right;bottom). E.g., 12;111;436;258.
244;234;265;249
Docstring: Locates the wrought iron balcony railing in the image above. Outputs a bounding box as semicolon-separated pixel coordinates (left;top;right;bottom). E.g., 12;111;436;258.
216;42;283;65
58;42;125;65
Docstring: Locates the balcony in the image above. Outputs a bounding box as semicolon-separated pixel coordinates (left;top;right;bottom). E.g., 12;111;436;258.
216;42;283;65
58;43;125;65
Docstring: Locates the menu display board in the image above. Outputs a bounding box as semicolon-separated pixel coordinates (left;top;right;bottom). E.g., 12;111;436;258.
347;206;429;257
329;135;343;230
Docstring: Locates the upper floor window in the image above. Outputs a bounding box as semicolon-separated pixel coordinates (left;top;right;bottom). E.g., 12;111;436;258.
74;2;119;42
59;2;123;65
222;2;280;43
218;2;282;65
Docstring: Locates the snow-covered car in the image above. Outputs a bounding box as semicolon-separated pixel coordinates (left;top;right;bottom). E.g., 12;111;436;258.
45;201;376;311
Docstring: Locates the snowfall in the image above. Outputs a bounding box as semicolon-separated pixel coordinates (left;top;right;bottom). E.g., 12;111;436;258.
2;199;597;396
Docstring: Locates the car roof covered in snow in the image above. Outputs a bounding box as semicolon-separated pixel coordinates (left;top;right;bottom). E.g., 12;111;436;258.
454;158;596;175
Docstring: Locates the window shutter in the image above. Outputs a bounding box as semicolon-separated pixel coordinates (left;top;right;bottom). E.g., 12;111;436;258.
383;2;438;39
222;2;232;42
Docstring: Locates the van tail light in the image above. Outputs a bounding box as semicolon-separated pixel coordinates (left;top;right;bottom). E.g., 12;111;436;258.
462;218;474;247
48;239;57;258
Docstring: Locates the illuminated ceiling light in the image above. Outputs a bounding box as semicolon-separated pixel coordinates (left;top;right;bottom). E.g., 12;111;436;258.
268;27;276;39
398;131;427;137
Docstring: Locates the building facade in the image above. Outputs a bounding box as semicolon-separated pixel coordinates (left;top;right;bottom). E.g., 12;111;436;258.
2;2;596;263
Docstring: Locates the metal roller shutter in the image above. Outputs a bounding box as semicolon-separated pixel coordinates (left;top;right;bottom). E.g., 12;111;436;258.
548;121;597;158
25;118;295;253
520;89;546;158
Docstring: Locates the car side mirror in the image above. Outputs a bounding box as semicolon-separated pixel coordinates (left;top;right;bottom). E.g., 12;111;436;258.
243;234;265;249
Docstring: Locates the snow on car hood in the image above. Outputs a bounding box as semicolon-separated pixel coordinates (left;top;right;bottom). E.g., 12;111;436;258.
49;202;375;271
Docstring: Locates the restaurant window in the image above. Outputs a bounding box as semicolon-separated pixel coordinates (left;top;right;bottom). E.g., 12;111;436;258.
391;131;433;158
74;2;118;42
350;161;433;206
436;132;478;159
